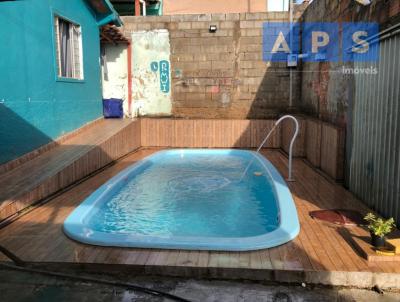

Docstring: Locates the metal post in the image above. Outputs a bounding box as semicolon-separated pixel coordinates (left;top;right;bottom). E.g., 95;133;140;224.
289;0;294;108
274;115;299;181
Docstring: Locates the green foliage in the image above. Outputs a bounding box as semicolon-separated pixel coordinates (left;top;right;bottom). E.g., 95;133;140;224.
364;213;395;237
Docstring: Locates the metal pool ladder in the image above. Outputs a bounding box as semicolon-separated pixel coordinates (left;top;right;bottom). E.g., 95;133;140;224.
240;115;299;182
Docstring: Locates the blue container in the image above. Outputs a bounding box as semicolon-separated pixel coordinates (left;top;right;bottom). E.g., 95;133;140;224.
102;98;123;118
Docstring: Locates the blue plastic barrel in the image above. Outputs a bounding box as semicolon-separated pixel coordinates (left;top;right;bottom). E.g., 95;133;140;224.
102;98;123;118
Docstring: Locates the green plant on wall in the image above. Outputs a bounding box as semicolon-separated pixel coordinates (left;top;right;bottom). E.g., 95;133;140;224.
364;213;395;237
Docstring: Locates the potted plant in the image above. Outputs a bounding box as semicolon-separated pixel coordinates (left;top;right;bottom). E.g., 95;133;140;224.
364;213;396;248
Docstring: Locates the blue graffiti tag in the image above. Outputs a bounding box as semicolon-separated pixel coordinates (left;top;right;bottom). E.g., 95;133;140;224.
150;61;159;72
159;60;170;93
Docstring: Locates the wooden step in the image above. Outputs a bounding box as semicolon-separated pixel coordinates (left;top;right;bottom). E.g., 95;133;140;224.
0;118;141;221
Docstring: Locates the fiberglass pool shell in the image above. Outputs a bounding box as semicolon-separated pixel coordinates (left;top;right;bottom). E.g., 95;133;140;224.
63;149;300;251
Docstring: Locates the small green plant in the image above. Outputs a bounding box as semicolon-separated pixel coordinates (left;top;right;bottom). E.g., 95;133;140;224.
364;213;395;237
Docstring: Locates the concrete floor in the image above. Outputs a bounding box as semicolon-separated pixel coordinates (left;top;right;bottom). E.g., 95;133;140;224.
1;267;399;302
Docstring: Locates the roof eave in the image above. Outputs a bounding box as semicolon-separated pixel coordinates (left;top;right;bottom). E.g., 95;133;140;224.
85;0;123;27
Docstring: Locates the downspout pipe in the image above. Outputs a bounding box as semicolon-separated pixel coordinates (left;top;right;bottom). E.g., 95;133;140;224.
127;43;133;117
289;0;293;108
140;0;146;16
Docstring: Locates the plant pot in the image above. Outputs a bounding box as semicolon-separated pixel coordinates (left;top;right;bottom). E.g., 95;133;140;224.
370;232;386;248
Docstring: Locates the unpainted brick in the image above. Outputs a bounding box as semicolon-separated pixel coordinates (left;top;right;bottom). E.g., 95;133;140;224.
200;29;231;37
178;22;192;30
186;92;207;102
240;36;262;45
198;14;212;21
241;52;262;60
136;23;151;30
211;61;234;70
225;13;240;21
240;20;255;28
245;12;275;20
198;61;212;69
191;21;212;30
219;21;236;29
172;54;194;62
211;14;226;21
243;28;263;37
239;44;262;52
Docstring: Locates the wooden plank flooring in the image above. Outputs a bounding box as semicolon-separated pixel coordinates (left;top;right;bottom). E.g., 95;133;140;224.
1;148;399;284
0;119;141;221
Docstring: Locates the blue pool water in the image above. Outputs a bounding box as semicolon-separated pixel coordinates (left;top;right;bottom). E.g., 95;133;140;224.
64;150;300;251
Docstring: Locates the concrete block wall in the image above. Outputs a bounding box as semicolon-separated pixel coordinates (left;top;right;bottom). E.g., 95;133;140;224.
122;12;302;119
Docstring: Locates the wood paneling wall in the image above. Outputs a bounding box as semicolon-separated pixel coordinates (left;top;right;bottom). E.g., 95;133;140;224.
141;119;281;149
141;118;345;180
305;119;322;168
302;118;345;180
320;123;345;181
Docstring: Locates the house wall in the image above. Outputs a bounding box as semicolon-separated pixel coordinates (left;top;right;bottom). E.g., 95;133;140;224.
122;12;303;119
0;0;103;164
163;0;268;15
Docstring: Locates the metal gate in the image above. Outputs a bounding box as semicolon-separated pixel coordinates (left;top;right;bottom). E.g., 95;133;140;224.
347;25;400;222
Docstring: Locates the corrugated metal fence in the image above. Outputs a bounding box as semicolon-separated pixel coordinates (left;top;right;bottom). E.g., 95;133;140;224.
348;25;400;222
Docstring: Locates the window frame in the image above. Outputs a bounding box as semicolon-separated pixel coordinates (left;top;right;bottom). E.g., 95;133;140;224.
52;12;85;83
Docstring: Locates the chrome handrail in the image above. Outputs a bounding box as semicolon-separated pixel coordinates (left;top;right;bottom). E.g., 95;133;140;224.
264;115;299;181
241;115;299;182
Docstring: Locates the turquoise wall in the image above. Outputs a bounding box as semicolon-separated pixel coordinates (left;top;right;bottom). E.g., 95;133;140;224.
0;0;103;164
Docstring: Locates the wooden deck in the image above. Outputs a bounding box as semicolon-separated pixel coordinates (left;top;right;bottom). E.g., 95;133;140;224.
0;149;399;288
0;119;141;221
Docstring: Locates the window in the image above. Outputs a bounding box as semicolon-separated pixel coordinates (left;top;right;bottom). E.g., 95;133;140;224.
54;16;83;80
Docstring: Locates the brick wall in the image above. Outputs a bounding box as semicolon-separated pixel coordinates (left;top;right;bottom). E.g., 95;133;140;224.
300;0;400;126
122;12;302;119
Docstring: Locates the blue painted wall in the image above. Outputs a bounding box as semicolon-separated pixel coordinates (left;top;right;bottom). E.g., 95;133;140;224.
0;0;104;164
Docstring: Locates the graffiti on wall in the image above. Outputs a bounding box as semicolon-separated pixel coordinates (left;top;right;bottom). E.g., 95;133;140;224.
131;29;172;116
159;60;170;93
151;60;170;93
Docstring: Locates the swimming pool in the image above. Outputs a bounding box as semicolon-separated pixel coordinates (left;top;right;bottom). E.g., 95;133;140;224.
64;149;300;251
